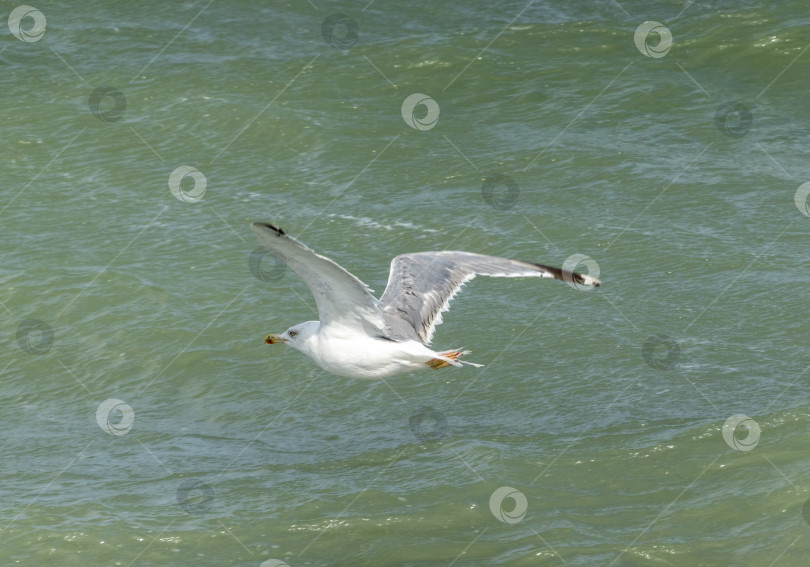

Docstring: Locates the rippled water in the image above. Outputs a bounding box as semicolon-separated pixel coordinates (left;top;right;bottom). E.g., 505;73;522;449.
3;1;810;565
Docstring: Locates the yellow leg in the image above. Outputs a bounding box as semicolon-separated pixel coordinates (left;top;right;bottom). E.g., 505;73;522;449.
426;350;464;369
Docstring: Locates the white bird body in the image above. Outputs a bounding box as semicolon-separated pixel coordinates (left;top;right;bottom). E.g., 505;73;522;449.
251;222;600;380
281;320;455;380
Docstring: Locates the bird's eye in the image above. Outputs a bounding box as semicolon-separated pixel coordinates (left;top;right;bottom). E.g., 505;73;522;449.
288;330;297;337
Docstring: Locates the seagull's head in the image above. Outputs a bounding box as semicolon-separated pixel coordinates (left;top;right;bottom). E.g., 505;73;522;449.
265;321;319;350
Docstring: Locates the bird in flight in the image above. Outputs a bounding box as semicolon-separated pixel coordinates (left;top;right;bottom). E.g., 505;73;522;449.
251;223;600;379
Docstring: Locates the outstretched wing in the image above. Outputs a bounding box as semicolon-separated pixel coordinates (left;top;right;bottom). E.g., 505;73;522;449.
250;223;385;336
378;251;600;344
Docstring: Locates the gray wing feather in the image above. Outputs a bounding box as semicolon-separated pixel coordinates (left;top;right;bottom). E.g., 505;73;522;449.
378;251;600;344
250;223;385;336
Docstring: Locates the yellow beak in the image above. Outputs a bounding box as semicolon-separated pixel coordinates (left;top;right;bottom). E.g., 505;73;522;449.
265;334;288;344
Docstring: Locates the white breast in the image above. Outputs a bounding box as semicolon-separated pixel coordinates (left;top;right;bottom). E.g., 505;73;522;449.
303;333;438;380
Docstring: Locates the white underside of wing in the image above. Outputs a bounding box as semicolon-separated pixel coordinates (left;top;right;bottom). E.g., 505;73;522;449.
251;223;386;336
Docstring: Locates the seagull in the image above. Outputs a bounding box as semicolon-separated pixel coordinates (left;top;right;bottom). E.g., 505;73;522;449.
251;223;600;380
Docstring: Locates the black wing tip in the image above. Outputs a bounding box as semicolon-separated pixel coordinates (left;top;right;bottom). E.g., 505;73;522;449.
529;261;600;287
251;222;285;236
565;270;601;287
